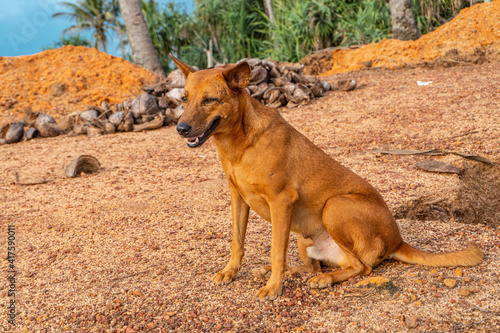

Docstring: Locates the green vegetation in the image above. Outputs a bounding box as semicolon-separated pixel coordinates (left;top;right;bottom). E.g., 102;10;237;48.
53;0;472;71
43;33;92;50
52;0;125;54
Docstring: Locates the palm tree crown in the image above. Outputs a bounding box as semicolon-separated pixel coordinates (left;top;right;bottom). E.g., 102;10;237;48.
53;0;122;53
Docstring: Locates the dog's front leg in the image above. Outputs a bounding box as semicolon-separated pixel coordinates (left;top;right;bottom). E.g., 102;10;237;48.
212;189;250;284
255;191;297;301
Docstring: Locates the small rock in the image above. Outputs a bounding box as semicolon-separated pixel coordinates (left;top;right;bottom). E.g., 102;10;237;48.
454;268;464;277
458;288;471;297
444;279;457;288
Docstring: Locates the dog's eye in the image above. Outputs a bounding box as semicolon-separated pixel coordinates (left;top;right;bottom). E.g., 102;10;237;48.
203;98;218;104
181;96;187;103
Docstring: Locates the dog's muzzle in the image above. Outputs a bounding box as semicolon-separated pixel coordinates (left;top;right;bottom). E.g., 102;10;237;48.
177;116;221;148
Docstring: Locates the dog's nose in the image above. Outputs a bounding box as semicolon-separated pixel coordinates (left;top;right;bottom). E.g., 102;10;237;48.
176;122;192;136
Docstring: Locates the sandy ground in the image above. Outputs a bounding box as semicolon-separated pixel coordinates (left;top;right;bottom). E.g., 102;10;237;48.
1;62;499;332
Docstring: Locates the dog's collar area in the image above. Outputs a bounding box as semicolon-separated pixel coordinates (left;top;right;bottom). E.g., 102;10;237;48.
186;116;221;148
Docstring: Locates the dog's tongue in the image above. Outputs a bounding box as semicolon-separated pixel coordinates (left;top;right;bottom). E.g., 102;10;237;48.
187;131;205;143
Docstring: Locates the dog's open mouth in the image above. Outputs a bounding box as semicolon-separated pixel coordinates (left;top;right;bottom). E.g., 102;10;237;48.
186;117;221;148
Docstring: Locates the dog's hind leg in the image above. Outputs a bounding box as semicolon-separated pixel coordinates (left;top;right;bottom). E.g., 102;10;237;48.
307;194;393;288
286;236;321;275
308;254;371;289
253;236;321;278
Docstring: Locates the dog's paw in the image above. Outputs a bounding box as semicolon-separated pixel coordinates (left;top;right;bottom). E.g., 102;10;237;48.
255;284;282;301
252;266;271;279
308;273;333;289
211;269;237;284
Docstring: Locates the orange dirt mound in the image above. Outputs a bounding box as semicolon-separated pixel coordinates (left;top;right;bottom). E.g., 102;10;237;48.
0;45;155;120
312;1;500;76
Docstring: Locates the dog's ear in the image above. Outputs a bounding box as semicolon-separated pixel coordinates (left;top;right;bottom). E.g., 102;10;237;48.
222;62;250;92
169;53;197;77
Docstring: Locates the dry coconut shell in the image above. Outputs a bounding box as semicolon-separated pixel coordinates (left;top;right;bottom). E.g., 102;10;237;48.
171;104;184;123
163;110;174;126
116;111;134;132
321;81;333;91
65;155;101;178
158;95;180;110
0;123;9;139
86;126;104;137
291;72;308;85
5;123;24;144
239;58;262;68
20;108;39;127
115;100;131;113
165;69;186;89
310;81;324;97
133;113;164;132
35;113;61;137
246;85;259;94
338;79;357;91
94;119;116;134
57;115;76;133
73;116;90;135
263;88;281;105
269;66;281;79
281;83;296;95
271;72;292;87
251;83;270;100
130;93;159;121
249;66;268;85
23;127;38;141
292;87;310;104
109;112;125;126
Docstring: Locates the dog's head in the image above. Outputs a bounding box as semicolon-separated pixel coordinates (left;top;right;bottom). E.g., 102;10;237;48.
170;54;250;148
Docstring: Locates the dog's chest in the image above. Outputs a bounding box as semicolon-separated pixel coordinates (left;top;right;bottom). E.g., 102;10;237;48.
226;168;273;221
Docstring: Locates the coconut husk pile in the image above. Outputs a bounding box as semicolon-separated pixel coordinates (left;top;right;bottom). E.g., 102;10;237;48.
395;157;500;227
0;58;337;145
237;58;333;108
0;69;187;145
0;98;180;144
142;59;335;109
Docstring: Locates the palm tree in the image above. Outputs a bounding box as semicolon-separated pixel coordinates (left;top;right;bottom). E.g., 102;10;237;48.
53;0;118;53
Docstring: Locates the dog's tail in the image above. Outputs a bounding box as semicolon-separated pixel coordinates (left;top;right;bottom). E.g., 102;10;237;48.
390;241;483;267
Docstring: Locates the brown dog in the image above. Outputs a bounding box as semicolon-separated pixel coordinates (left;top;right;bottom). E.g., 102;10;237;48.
170;54;483;301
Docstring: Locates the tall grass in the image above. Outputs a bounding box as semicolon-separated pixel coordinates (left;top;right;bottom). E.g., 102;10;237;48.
141;0;473;70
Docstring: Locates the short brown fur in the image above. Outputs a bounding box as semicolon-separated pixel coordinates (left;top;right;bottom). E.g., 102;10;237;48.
170;54;483;301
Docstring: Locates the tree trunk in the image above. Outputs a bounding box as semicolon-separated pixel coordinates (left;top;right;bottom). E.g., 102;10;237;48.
118;0;165;76
263;0;276;45
263;0;275;26
390;0;420;41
